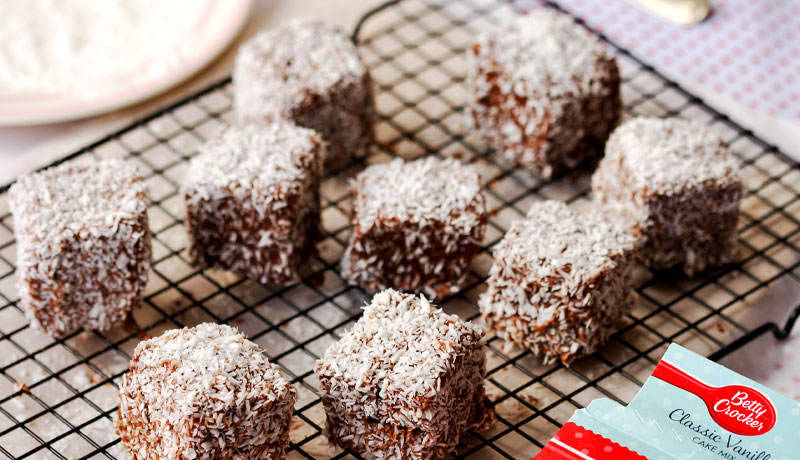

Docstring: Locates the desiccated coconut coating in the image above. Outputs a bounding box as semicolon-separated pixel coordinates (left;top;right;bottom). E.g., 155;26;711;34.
233;18;375;165
183;123;324;285
467;8;621;178
592;117;743;275
340;157;487;299
117;323;296;460
316;289;493;460
8;159;151;337
479;200;637;364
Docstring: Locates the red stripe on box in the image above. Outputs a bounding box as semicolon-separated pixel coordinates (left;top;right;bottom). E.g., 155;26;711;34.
533;422;653;460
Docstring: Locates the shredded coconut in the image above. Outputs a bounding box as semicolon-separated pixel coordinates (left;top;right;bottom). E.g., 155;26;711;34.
117;323;296;459
490;200;636;296
0;0;210;95
183;123;319;210
475;9;608;97
341;157;487;298
315;289;493;459
592;117;743;275
233;18;366;120
126;323;291;419
183;123;323;285
9;159;151;337
598;117;740;192
466;8;620;179
10;159;147;243
351;157;484;232
318;289;484;398
479;200;637;363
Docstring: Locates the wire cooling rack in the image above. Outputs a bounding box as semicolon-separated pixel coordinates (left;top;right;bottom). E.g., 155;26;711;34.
0;0;799;458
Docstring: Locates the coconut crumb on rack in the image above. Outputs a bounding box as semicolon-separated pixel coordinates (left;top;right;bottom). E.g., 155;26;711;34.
183;123;324;286
117;323;296;460
341;156;487;299
592;116;743;275
480;200;638;364
9;159;151;337
316;289;493;459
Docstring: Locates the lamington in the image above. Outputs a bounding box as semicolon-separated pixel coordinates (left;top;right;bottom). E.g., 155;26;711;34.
340;157;487;299
8;159;151;337
316;289;493;460
117;323;296;460
479;200;637;365
467;8;621;178
592;117;743;275
233;18;374;165
184;123;324;285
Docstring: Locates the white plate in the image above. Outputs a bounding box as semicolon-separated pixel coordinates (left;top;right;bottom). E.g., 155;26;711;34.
0;0;252;126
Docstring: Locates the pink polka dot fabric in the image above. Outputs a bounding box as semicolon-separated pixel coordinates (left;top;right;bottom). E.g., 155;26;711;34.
723;332;800;402
528;0;800;119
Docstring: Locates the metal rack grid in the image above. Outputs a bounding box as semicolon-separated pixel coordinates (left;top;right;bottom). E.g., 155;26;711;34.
0;0;799;458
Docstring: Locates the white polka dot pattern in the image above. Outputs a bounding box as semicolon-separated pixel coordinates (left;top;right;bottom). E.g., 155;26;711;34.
516;0;800;118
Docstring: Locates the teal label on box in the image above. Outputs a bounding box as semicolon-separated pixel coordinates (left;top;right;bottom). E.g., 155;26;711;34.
535;344;800;460
625;344;799;460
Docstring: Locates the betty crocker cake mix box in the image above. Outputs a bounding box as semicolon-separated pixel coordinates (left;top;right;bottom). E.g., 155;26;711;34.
535;343;800;460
